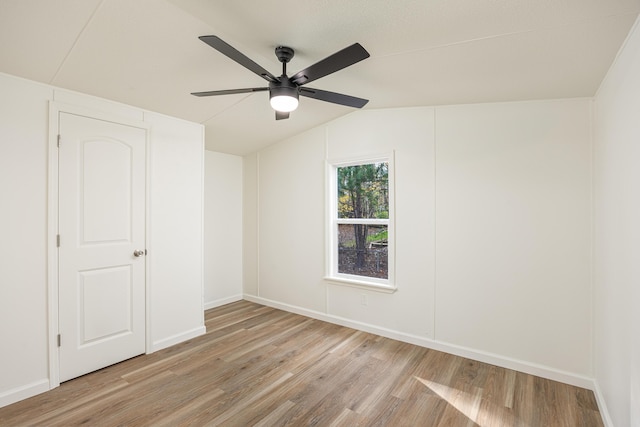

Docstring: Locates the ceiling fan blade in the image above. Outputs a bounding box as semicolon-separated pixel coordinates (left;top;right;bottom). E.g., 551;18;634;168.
199;35;278;83
276;111;290;120
290;43;370;86
300;87;369;108
191;87;268;97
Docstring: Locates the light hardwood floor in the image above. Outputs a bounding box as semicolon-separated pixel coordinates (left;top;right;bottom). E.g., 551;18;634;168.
0;300;603;426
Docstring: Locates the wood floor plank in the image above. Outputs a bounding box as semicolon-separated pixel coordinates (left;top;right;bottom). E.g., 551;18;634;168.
0;301;604;426
327;407;363;426
252;400;297;427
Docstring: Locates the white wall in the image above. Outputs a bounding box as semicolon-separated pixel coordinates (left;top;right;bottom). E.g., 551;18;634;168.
243;153;259;297
145;111;205;351
435;100;592;376
0;72;206;407
257;126;328;311
0;74;52;405
204;151;243;309
244;100;593;386
593;16;640;427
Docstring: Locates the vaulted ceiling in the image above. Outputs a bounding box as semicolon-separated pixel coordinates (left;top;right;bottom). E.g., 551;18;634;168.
1;0;638;155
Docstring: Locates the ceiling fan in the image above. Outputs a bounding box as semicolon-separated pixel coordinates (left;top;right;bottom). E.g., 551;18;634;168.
191;36;370;120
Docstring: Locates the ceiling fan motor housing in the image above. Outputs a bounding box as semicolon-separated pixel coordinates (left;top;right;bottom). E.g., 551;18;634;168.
270;77;299;98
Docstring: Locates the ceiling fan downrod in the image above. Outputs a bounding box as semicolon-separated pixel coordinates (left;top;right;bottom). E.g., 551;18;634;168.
275;45;295;76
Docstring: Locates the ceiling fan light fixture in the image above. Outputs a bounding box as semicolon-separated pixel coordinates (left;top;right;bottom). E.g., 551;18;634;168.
270;94;299;112
269;84;299;112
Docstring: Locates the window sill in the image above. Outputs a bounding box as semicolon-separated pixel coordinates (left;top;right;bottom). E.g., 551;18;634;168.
324;276;397;293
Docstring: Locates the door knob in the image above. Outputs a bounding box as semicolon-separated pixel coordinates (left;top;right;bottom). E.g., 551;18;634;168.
133;249;145;257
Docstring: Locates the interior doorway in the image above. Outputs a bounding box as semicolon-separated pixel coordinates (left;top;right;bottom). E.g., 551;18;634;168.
56;111;147;382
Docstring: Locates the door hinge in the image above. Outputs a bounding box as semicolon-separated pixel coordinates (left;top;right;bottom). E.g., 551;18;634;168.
57;334;61;347
57;134;61;148
56;234;60;247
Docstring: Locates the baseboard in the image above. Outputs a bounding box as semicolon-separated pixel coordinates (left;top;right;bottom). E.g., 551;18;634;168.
243;294;594;390
592;379;615;427
149;325;206;353
0;379;50;409
204;294;243;310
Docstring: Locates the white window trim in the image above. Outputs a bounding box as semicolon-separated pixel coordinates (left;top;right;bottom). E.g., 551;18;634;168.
325;152;396;292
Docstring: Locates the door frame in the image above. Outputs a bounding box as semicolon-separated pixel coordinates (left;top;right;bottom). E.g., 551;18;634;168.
47;102;151;388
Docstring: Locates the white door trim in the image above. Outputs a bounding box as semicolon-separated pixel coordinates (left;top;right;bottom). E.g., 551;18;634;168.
47;101;151;389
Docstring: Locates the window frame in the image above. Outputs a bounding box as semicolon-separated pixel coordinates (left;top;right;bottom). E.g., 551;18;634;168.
325;153;396;292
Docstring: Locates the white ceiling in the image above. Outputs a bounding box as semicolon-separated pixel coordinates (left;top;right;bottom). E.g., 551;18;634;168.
0;0;638;155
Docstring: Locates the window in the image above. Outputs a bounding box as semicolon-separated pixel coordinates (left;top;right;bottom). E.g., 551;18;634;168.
327;154;394;291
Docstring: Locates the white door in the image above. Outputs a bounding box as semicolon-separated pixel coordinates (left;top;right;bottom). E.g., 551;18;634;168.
58;112;147;382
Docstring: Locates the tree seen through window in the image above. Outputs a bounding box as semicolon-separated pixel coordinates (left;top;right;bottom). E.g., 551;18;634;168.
336;162;389;279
